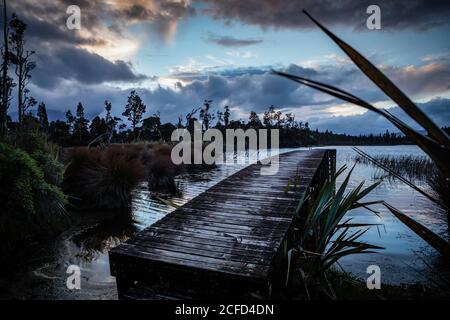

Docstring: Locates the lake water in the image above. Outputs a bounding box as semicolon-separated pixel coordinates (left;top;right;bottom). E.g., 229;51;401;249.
1;145;448;299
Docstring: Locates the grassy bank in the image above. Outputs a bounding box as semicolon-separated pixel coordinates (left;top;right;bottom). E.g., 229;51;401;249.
0;131;68;257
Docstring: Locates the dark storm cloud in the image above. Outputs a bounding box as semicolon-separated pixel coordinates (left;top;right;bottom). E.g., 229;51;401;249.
30;52;450;118
25;57;450;136
143;58;450;124
2;0;154;89
8;0;104;35
110;0;195;39
114;1;195;22
32;46;150;89
201;0;450;31
9;0;195;40
205;32;263;47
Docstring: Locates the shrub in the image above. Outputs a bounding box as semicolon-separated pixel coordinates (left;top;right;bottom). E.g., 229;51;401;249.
0;143;68;253
7;128;65;186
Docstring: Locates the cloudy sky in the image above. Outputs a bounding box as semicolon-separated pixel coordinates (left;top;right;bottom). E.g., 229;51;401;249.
4;0;450;134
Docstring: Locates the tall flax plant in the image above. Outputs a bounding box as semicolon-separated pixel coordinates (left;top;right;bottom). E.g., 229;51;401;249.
286;165;383;298
274;10;450;260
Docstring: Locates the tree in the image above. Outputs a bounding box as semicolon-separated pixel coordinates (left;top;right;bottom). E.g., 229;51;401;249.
73;102;89;144
104;100;120;142
0;0;11;136
263;105;280;128
176;116;183;128
159;122;176;142
36;101;49;131
223;105;230;128
122;90;146;140
142;113;161;141
185;108;199;134
89;116;107;138
104;100;112;124
49;120;70;146
284;113;295;128
216;110;223;127
199;99;214;131
9;13;35;124
65;109;74;132
24;94;37;115
248;111;261;128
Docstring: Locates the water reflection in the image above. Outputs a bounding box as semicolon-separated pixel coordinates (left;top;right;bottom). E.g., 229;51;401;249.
3;146;448;299
317;146;449;285
72;214;139;262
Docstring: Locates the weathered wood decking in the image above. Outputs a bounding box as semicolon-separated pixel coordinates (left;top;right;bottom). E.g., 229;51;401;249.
109;149;336;299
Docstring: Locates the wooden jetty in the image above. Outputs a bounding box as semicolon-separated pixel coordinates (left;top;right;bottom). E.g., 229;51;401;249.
109;149;336;299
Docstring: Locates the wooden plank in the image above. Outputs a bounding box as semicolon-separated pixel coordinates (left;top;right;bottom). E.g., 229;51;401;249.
112;243;270;279
132;232;276;255
109;149;335;299
127;238;274;265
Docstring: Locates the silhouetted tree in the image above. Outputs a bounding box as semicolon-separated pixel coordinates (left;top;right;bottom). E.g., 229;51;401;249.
103;100;121;142
122;90;146;140
0;0;12;136
248;111;261;128
199;99;214;131
216;110;223;127
160;122;177;141
65;109;74;133
142;113;161;141
284;113;295;128
49;120;70;146
185;107;199;134
177;115;183;128
36;101;48;131
223;105;230;128
73;102;89;144
24;95;36;115
89;115;107;138
104;100;112;127
9;13;35;124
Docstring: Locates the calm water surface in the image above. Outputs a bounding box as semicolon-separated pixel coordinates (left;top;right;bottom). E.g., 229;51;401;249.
2;145;448;299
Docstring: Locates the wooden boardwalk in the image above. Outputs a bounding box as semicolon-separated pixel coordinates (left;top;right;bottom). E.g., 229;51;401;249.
109;149;336;299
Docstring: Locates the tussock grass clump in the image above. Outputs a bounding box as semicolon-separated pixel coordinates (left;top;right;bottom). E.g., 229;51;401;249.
63;143;181;210
146;144;181;193
63;146;146;209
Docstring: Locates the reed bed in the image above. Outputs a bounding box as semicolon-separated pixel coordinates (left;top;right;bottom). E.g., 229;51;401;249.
353;154;435;181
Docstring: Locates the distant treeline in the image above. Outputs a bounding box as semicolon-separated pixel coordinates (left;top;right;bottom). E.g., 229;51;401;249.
8;97;423;148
